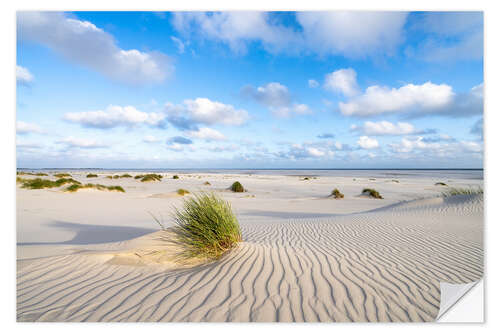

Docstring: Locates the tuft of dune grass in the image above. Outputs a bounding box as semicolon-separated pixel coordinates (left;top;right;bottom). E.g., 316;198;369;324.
54;173;71;178
230;181;245;192
442;187;483;197
18;177;81;189
86;173;98;178
435;182;448;186
172;175;179;179
17;171;48;176
203;181;211;185
330;188;344;199
65;183;125;193
167;192;241;260
362;188;383;199
119;174;132;178
177;188;190;196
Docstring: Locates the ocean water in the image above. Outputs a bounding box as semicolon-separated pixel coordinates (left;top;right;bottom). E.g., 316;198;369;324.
19;168;484;180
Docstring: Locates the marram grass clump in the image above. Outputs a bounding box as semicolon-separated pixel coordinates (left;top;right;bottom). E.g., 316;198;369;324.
86;173;98;178
177;188;190;196
362;188;383;199
168;192;242;260
65;183;125;193
230;181;245;192
54;173;71;178
442;187;483;197
172;175;180;179
331;188;344;199
18;177;80;189
203;181;211;185
17;171;48;176
435;182;448;186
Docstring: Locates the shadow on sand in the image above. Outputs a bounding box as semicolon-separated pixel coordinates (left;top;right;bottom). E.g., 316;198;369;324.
18;221;156;246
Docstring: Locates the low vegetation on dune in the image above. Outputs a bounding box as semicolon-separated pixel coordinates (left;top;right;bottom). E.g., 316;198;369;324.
177;188;190;196
435;182;448;186
17;171;48;176
119;174;132;178
203;181;211;185
166;192;242;260
113;175;120;179
86;174;98;178
230;181;245;192
106;175;113;179
362;188;383;199
330;188;344;199
17;177;80;189
442;187;483;197
135;174;163;182
65;183;125;193
172;175;180;179
391;179;400;183
54;173;71;178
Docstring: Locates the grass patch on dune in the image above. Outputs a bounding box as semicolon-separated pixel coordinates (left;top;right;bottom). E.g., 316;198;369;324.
119;174;132;178
330;188;344;199
138;174;163;182
203;181;211;185
442;187;483;197
17;171;48;176
165;192;242;260
362;188;383;199
65;183;125;193
172;175;179;179
435;182;448;186
86;173;98;178
54;173;71;178
18;177;80;189
177;188;190;196
230;181;245;192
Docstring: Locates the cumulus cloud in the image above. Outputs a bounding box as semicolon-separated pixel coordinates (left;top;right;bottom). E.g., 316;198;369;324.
63;105;167;129
171;12;298;54
275;143;332;160
57;136;107;149
17;12;173;84
16;65;34;85
390;136;483;156
296;12;408;58
242;82;311;117
172;12;409;58
308;79;319;88
165;98;249;130
350;121;434;136
337;73;483;118
186;127;226;141
408;12;483;62
324;68;359;96
357;136;379;149
16;121;43;134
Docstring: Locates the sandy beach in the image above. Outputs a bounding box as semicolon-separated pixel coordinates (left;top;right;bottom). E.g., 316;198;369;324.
16;170;483;322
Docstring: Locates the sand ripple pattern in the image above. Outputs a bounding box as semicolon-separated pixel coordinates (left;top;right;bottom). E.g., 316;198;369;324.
17;195;483;322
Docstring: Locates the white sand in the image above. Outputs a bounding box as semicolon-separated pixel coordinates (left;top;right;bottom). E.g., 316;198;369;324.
16;171;483;322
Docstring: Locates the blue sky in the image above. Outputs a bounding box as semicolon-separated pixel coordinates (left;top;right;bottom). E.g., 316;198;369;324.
16;11;483;168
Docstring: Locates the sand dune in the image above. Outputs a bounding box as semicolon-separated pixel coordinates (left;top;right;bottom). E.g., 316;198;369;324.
17;194;483;322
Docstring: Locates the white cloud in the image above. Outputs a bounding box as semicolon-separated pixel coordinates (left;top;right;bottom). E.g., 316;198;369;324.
16;121;43;134
243;82;311;118
165;98;249;130
351;121;427;136
409;12;483;62
296;12;408;58
339;82;455;116
186;127;226;141
57;136;107;149
324;68;359;96
172;12;409;58
17;12;173;84
16;65;34;85
389;136;483;156
308;79;319;88
143;135;161;143
63;105;167;129
470;118;483;139
357;136;379;149
171;12;297;54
